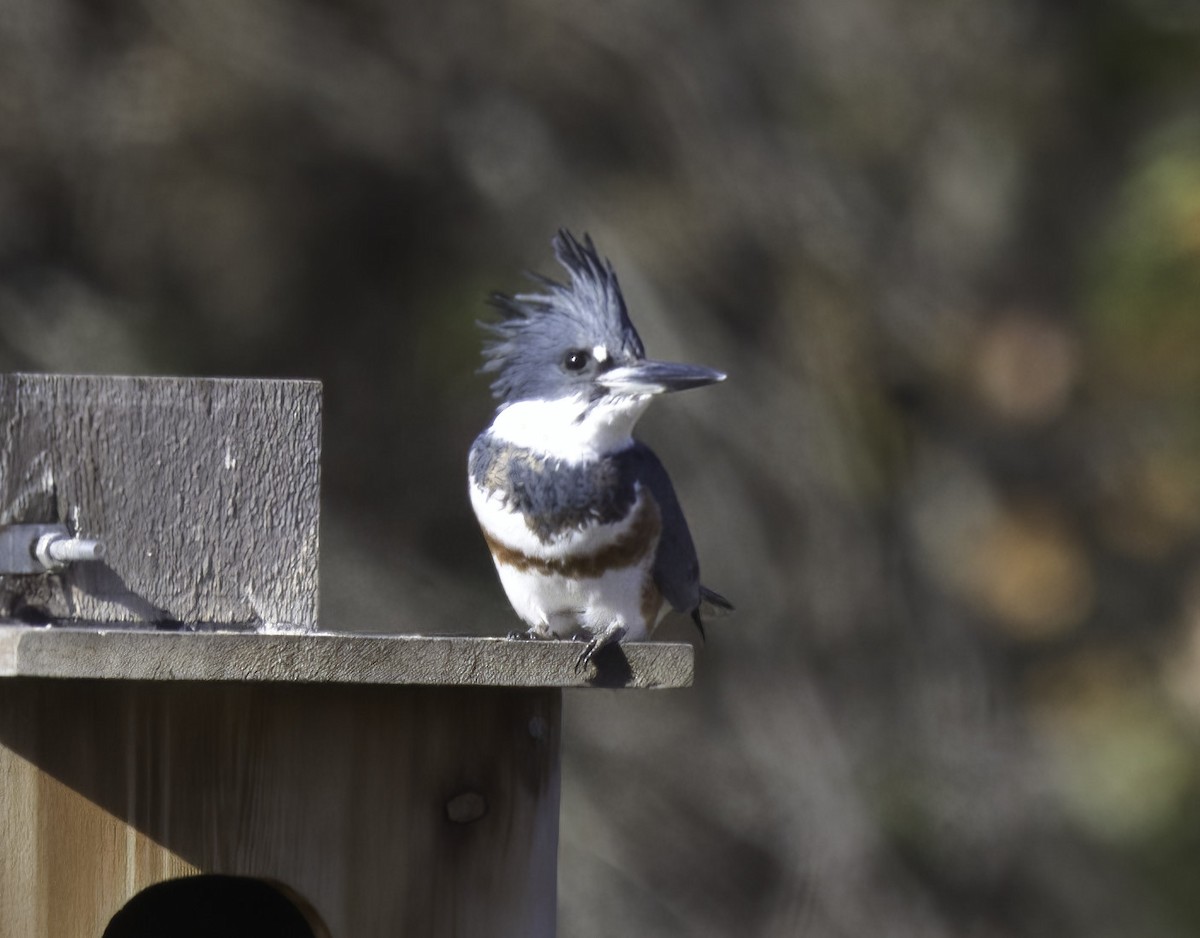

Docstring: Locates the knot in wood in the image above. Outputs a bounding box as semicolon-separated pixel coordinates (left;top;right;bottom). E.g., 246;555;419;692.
445;791;488;824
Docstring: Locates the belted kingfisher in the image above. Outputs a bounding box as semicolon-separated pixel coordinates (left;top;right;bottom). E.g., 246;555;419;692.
468;229;732;670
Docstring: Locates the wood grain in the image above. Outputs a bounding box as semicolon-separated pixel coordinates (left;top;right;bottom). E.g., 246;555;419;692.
0;626;696;689
0;374;321;628
0;678;561;937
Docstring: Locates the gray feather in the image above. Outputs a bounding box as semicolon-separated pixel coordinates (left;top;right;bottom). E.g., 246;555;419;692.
471;432;725;618
624;443;703;614
480;230;645;404
469;432;638;541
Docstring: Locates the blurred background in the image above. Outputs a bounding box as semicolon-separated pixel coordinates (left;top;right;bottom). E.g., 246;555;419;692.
3;0;1200;933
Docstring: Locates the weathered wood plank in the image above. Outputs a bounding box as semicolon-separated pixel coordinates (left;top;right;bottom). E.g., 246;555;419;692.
0;748;198;938
0;374;321;628
0;627;695;689
0;678;561;938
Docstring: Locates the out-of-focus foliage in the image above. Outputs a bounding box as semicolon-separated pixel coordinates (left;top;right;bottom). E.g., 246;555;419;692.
3;0;1200;934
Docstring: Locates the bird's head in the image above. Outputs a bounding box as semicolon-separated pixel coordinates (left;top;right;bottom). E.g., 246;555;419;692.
480;230;724;458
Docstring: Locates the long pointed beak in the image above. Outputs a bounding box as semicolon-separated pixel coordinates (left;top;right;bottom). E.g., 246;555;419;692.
601;359;727;396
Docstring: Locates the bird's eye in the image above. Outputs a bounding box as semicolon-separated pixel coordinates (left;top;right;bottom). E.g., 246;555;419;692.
563;349;590;372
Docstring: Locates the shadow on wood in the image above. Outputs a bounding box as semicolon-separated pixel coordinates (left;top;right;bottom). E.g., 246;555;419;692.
585;642;635;688
0;374;322;628
0;375;696;937
0;678;561;938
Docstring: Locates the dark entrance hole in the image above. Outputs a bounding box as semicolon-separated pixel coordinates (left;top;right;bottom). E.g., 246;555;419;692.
102;875;326;938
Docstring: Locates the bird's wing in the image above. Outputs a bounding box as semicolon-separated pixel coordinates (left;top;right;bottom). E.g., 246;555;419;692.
624;442;701;614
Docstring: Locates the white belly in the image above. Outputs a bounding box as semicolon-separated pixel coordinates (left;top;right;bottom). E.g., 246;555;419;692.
494;559;656;640
469;480;663;639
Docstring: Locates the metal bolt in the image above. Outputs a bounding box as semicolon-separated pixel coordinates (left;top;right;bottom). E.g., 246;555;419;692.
0;524;107;575
35;532;106;572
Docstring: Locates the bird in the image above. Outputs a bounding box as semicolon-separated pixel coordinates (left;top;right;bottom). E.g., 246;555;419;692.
468;229;732;670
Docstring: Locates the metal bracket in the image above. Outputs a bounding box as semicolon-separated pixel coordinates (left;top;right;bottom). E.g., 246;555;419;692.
0;524;106;575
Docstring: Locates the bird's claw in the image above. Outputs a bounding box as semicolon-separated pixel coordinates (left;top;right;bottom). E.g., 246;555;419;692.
574;639;599;674
573;626;627;674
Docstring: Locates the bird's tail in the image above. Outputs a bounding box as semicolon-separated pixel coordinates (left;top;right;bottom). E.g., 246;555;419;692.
690;586;734;640
700;586;734;612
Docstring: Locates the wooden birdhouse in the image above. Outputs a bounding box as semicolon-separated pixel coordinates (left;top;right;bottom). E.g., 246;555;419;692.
0;374;692;938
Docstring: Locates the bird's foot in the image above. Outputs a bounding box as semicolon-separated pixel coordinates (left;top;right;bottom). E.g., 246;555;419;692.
574;625;627;674
506;626;539;641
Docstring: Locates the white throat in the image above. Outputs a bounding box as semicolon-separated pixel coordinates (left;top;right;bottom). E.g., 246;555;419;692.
489;394;652;460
